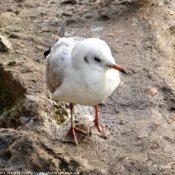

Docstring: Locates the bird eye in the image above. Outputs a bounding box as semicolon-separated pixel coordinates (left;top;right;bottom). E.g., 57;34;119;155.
94;57;101;63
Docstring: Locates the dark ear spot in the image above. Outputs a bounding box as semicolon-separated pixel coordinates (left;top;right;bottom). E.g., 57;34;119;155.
84;56;89;64
44;49;51;58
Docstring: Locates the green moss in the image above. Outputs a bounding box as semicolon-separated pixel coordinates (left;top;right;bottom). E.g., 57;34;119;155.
53;103;68;125
0;64;26;128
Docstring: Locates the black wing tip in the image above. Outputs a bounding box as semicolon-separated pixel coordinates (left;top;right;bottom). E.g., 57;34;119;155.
44;49;51;58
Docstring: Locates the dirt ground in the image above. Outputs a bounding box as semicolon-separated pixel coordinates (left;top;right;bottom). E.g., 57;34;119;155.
0;0;175;174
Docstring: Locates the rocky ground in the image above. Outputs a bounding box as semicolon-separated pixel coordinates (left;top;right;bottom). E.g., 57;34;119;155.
0;0;175;174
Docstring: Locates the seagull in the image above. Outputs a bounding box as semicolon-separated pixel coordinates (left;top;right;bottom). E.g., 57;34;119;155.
44;20;127;145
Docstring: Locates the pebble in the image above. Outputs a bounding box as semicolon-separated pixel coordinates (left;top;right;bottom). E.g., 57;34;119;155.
148;87;157;96
94;0;101;5
62;11;73;17
107;33;115;37
124;41;130;45
0;35;13;52
168;10;175;16
36;45;46;51
91;26;103;32
102;158;105;161
84;115;94;121
17;42;25;48
160;165;172;170
153;121;161;125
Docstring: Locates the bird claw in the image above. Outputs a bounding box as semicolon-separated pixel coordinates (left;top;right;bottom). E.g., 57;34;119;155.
91;122;111;139
62;127;88;145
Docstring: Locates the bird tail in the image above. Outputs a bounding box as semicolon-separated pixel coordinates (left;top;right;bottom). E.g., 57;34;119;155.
44;20;67;58
57;20;67;37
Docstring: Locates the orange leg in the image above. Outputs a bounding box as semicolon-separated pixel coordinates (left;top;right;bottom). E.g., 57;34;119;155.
62;103;88;145
91;105;111;138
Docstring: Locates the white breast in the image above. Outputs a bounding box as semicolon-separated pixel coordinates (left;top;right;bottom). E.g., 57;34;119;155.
52;67;120;106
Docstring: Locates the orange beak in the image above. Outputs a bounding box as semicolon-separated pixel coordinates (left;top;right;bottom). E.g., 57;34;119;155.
107;64;127;74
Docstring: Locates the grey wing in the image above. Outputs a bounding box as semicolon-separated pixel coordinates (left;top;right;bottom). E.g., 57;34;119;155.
45;38;78;93
45;60;62;93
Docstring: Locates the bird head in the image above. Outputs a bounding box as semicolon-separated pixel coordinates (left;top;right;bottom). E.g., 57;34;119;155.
71;38;127;74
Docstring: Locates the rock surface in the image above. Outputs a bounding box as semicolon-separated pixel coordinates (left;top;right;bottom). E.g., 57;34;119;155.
0;35;13;52
0;0;175;174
